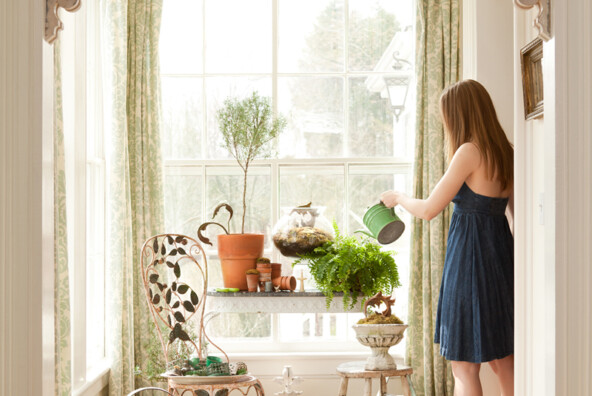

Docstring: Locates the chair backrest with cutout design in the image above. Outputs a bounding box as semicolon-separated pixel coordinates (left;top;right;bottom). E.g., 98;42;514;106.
140;234;227;366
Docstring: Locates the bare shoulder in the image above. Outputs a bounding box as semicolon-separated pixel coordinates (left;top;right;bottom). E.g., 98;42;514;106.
456;142;481;158
451;142;481;168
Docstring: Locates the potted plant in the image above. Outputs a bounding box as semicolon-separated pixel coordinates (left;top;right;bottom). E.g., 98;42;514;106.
353;292;408;370
245;269;260;292
293;222;401;310
197;92;286;290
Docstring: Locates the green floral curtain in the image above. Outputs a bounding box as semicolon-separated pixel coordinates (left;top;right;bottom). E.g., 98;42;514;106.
53;37;72;396
127;0;166;391
405;0;460;395
102;0;164;395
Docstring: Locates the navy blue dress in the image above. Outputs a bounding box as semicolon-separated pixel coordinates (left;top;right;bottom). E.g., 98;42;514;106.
434;182;514;363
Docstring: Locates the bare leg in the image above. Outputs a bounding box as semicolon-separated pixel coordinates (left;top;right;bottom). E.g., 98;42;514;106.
488;355;514;396
451;360;482;396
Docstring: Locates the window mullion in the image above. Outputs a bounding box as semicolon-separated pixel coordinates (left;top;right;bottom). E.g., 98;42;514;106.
202;0;207;160
343;0;349;157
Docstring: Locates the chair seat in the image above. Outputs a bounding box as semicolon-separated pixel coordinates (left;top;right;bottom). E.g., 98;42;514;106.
336;361;415;396
336;361;413;378
167;376;264;395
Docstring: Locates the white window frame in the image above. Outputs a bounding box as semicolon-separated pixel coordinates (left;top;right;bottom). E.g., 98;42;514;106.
61;2;109;394
160;0;415;354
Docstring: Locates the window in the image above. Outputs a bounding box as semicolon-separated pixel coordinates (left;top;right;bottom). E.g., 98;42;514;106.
61;1;107;391
160;0;415;354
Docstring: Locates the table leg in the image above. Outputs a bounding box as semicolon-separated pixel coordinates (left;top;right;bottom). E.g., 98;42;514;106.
364;378;372;396
400;375;411;396
380;375;387;396
338;377;349;396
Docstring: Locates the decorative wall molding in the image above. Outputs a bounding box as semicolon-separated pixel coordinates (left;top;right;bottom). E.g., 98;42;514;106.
45;0;82;44
514;0;552;41
1;1;45;395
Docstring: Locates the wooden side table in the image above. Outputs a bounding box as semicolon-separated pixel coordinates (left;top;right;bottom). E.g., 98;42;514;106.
167;376;264;396
336;361;415;396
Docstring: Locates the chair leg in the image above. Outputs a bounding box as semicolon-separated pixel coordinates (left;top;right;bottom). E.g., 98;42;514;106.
379;375;387;396
363;378;372;396
338;377;349;396
400;375;411;396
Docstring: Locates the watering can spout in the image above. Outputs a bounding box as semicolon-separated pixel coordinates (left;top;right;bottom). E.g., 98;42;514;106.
354;229;375;239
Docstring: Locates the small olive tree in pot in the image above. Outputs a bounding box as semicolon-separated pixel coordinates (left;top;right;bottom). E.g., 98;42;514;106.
198;92;286;290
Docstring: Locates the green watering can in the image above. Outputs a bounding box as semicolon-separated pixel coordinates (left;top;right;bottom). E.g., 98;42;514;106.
355;202;405;245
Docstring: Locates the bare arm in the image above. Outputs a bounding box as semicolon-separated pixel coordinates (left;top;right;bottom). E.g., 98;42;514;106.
380;143;480;221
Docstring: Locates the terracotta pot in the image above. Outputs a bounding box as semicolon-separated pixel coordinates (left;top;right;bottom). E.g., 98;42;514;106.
271;263;282;286
258;268;272;289
256;263;271;269
246;274;260;292
279;276;297;291
218;234;264;290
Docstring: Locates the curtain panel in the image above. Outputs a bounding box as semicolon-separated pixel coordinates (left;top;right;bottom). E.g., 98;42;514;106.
406;0;460;395
54;37;73;396
102;0;164;395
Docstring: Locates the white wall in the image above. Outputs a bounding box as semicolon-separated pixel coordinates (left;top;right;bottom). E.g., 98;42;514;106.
462;1;514;394
234;353;408;395
463;0;515;140
514;1;592;395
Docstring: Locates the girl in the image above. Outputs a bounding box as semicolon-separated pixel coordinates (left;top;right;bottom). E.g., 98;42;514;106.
380;79;514;396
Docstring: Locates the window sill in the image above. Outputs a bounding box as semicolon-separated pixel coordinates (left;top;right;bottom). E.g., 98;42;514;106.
225;351;406;378
206;290;363;313
72;361;110;396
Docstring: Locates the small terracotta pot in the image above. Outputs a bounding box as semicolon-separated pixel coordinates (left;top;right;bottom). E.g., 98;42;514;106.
279;276;297;291
259;268;272;290
218;234;264;290
246;274;260;292
271;264;283;287
256;263;271;269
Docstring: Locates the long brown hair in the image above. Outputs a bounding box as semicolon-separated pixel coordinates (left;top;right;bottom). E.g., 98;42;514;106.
439;79;514;191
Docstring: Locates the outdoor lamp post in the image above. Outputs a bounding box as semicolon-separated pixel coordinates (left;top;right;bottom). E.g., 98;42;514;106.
384;76;410;122
384;52;412;122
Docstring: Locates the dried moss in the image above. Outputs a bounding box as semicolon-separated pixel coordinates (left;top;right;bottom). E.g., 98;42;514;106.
357;313;403;325
256;257;271;264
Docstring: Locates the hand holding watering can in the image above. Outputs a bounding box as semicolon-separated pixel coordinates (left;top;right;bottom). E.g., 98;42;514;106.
354;201;405;245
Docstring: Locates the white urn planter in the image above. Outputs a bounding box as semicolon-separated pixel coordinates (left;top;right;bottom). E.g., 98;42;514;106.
352;323;408;370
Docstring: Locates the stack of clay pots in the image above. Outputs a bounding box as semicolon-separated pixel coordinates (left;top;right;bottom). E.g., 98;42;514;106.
256;258;272;290
254;258;297;291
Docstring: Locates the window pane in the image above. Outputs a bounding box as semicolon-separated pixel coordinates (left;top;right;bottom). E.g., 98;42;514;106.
348;77;394;157
162;77;203;160
348;0;407;72
205;0;271;73
278;0;344;72
86;163;105;365
278;313;346;341
278;77;344;158
160;0;203;74
163;169;203;237
205;167;271;244
206;312;272;339
279;166;344;231
348;164;411;350
205;76;272;160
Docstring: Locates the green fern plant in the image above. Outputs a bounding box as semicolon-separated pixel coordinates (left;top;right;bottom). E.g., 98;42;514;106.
294;222;401;310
